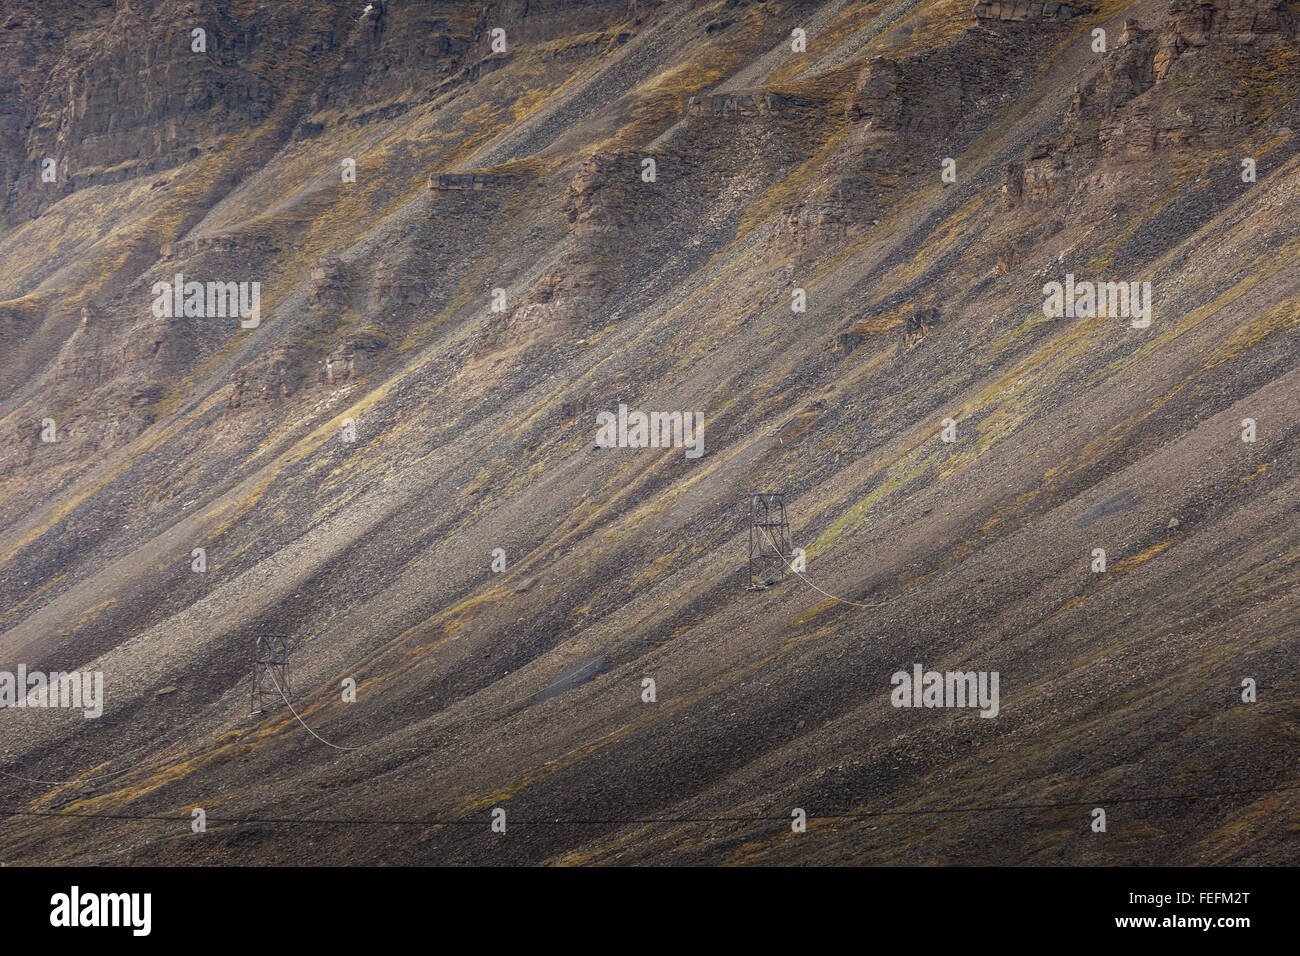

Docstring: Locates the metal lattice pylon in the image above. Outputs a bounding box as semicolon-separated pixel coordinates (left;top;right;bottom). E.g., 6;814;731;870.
746;493;792;590
251;634;291;715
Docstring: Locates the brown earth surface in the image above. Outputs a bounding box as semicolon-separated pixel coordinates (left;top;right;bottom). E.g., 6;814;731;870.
0;0;1297;865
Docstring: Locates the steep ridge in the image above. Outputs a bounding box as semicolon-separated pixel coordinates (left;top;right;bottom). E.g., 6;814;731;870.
0;0;1296;865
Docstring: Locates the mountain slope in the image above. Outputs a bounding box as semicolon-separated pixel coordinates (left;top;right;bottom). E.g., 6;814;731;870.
0;0;1297;865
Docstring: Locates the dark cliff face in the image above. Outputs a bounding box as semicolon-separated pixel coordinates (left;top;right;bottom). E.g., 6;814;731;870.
0;0;1297;866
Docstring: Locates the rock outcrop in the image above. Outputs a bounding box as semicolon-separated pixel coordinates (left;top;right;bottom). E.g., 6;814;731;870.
1002;0;1297;211
225;347;298;411
564;151;654;240
686;90;785;118
845;58;903;129
1166;0;1297;47
971;0;1090;22
320;328;390;385
430;173;489;194
307;258;347;311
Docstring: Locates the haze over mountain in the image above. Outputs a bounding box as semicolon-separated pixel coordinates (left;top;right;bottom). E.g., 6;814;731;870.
0;0;1297;865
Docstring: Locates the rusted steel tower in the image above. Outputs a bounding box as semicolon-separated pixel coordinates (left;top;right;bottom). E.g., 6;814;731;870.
746;493;792;589
251;634;292;715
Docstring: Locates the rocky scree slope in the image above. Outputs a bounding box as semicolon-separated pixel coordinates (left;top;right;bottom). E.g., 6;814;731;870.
0;0;1297;865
